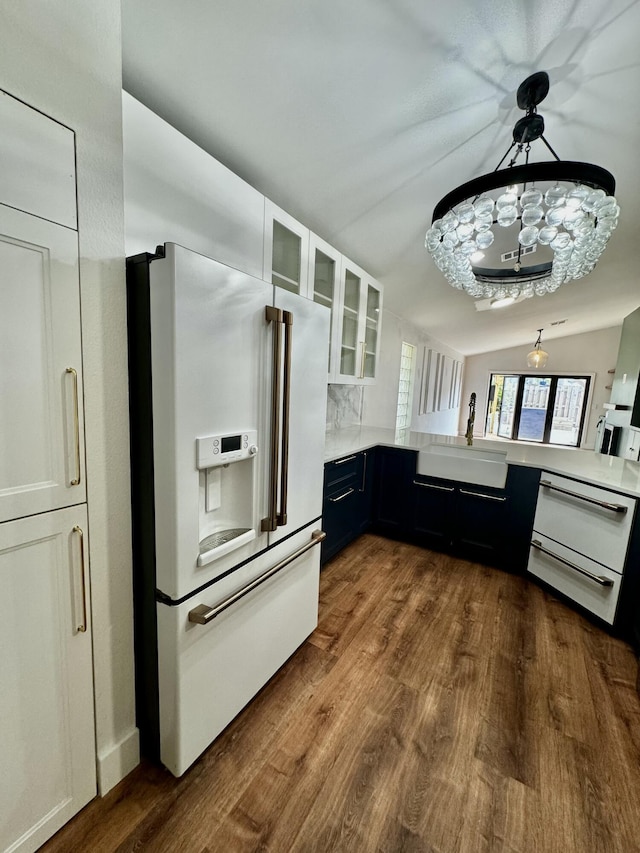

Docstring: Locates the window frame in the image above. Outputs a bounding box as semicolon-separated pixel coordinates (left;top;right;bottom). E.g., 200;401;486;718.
486;372;592;448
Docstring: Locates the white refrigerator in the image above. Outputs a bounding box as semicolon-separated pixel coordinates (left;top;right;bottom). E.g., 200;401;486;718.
127;243;329;776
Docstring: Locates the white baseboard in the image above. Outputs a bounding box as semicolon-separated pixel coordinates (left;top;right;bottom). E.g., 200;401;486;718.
96;727;140;795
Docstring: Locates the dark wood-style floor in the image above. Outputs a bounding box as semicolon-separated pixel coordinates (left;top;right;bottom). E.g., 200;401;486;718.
42;534;640;853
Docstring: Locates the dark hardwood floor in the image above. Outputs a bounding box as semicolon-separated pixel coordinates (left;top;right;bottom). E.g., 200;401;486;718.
42;534;640;852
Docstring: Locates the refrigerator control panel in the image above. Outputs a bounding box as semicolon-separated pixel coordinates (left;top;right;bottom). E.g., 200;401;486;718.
196;431;258;469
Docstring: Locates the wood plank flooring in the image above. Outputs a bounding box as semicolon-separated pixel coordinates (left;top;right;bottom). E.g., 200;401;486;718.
42;534;640;853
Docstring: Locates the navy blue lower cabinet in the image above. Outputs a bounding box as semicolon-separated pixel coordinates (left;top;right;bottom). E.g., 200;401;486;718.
322;445;540;573
321;449;375;565
454;485;510;566
412;477;455;549
410;464;540;571
371;446;417;538
503;464;540;573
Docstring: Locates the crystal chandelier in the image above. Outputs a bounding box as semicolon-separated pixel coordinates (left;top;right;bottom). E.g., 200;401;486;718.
425;72;619;300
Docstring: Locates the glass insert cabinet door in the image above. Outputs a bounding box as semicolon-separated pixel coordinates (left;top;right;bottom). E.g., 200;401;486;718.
334;258;383;383
364;284;380;378
264;201;309;296
308;233;340;375
340;267;361;377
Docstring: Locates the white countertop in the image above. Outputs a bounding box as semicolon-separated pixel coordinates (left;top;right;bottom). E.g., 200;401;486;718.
324;426;640;499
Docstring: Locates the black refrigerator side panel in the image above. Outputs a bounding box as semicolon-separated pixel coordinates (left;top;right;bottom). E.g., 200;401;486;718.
126;252;161;761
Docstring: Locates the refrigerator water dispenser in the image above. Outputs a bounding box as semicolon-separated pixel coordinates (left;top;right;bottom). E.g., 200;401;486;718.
196;431;258;566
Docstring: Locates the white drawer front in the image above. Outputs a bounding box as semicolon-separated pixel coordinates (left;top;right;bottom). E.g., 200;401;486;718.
157;525;322;776
533;471;635;572
527;534;622;625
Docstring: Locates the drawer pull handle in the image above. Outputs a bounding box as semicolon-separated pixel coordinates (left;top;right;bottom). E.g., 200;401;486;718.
459;489;507;502
530;539;614;587
333;454;357;466
359;451;368;493
329;487;355;503
66;367;82;486
73;525;89;633
189;530;326;625
412;480;455;493
539;479;628;514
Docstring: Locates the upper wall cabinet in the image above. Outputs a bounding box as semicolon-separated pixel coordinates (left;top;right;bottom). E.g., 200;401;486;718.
0;203;86;522
123;93;265;279
332;257;383;385
0;91;76;229
123;96;383;384
264;201;310;297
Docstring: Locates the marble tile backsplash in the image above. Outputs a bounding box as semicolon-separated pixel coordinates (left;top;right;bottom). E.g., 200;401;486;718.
326;384;364;430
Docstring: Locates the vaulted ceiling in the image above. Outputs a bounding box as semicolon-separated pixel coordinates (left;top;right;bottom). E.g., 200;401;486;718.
121;0;640;355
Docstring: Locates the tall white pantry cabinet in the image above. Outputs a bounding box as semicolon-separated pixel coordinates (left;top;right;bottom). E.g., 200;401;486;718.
0;91;96;852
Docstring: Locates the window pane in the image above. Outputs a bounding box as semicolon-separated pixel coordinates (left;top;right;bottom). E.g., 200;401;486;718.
518;377;551;442
550;378;588;446
497;376;519;439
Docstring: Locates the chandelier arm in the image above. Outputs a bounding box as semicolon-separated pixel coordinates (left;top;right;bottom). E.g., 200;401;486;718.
493;141;517;172
514;145;534;269
540;135;562;161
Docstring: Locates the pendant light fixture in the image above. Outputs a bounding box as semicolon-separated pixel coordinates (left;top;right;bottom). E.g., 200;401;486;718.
425;71;619;300
526;329;549;369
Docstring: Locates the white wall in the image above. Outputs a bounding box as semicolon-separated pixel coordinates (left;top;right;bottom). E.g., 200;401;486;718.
362;309;465;434
460;326;623;449
1;1;138;793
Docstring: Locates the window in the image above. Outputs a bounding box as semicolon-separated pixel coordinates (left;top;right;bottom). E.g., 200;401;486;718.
485;374;591;447
395;342;416;441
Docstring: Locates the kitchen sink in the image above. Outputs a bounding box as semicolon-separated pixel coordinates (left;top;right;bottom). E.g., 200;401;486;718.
417;443;508;488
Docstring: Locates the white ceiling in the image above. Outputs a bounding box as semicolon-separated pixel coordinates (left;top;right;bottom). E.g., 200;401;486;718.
121;0;640;356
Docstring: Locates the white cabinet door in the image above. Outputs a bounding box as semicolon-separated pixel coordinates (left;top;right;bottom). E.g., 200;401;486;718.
0;90;77;229
264;200;310;297
122;93;265;278
308;232;341;378
269;289;329;546
332;257;383;384
0;506;96;853
0;204;86;523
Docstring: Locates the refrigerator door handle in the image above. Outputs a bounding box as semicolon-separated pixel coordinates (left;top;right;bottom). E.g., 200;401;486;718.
262;306;284;532
188;529;326;625
277;310;293;526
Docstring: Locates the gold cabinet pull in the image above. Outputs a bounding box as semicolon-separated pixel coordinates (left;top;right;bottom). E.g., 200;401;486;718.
189;530;326;626
73;525;89;632
66;367;81;486
278;311;293;526
261;307;283;532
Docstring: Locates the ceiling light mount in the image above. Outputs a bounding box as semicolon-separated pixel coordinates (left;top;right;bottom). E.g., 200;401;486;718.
425;71;619;301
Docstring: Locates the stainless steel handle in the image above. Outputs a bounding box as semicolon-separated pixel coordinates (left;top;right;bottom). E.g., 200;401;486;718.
66;367;81;486
73;525;89;632
278;310;293;527
359;451;368;493
459;489;507;503
412;480;455;493
334;454;357;466
329;487;355;503
261;306;283;532
530;539;614;587
189;530;326;625
359;341;366;379
540;479;627;514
